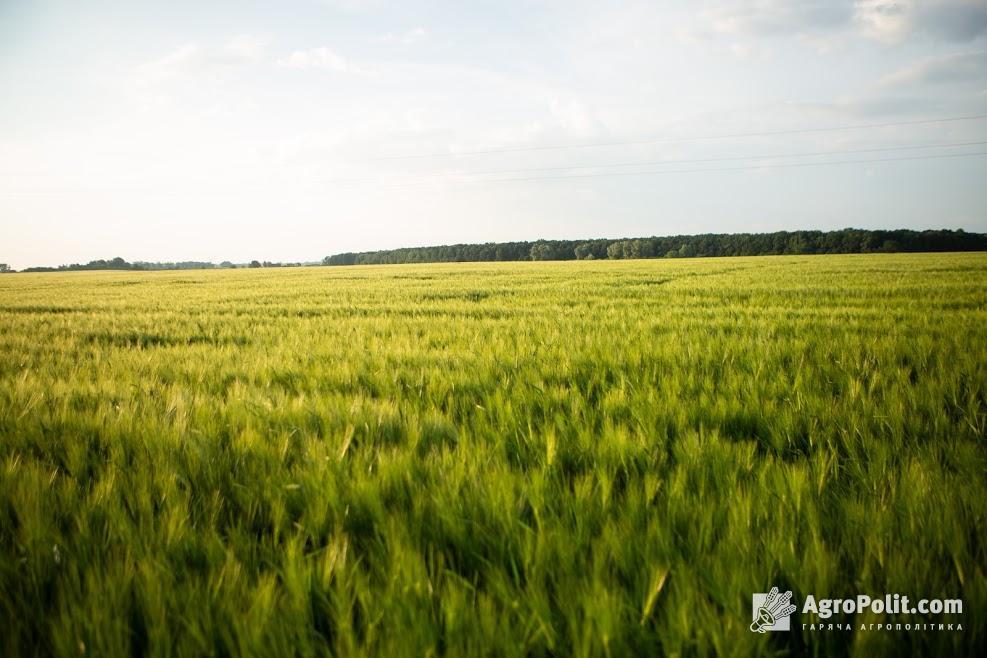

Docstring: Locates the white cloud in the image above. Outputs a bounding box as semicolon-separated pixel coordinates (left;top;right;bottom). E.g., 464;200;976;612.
403;27;427;43
791;48;987;118
375;27;427;45
796;33;850;55
855;0;987;44
694;1;987;45
549;98;607;138
701;1;853;37
277;47;350;71
317;0;384;10
137;35;268;81
854;0;914;43
139;43;200;80
881;50;987;86
224;34;269;60
730;42;772;59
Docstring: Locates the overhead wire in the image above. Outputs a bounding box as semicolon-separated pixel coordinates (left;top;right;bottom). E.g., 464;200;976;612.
373;150;987;190
329;140;987;184
374;113;987;159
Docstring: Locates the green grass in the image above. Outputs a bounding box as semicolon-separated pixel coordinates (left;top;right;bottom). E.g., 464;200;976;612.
0;254;984;657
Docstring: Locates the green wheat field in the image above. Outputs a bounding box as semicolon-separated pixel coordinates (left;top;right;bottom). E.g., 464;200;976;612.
1;253;985;657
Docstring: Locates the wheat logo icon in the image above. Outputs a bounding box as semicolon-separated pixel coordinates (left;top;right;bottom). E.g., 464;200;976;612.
751;587;796;632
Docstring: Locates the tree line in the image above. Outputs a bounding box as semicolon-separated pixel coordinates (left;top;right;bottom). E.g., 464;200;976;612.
323;228;986;266
7;228;984;272
16;258;310;273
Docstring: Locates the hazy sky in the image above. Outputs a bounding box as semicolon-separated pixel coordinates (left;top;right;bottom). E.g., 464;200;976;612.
1;0;986;268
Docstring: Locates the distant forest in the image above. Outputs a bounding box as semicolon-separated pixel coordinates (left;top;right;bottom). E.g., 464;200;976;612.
20;258;217;273
323;228;987;265
6;228;984;273
17;258;308;273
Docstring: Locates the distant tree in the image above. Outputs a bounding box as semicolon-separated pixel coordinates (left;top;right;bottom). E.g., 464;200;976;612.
622;239;656;259
574;240;610;260
249;260;262;268
786;233;809;254
326;253;357;266
134;261;214;270
606;242;625;259
574;243;594;260
220;261;235;268
0;263;11;273
529;242;554;261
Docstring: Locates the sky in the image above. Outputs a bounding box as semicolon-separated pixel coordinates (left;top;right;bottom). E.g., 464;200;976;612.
1;0;986;269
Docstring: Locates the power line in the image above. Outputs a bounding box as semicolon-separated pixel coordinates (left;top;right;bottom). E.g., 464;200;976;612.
376;113;987;159
3;148;982;199
338;140;987;183
377;150;987;190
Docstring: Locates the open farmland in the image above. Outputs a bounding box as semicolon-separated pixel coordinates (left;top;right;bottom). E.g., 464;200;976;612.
0;253;985;656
